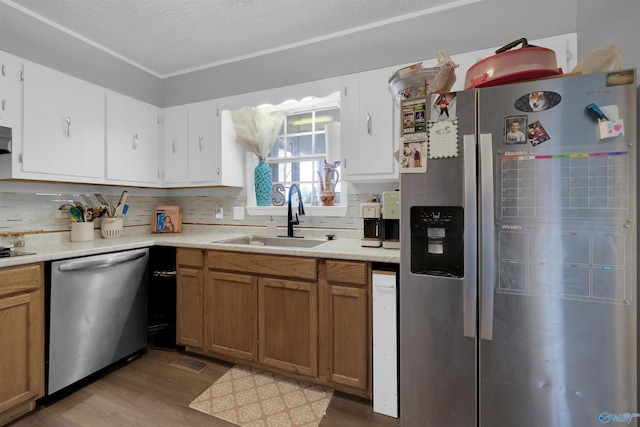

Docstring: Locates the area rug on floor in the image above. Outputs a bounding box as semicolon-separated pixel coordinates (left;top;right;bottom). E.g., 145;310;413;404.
189;365;334;427
169;356;209;374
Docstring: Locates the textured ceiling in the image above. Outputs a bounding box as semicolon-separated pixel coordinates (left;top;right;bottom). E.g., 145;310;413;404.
6;0;460;77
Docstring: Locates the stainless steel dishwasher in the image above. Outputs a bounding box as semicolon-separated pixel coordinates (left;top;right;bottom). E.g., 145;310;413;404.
47;248;149;395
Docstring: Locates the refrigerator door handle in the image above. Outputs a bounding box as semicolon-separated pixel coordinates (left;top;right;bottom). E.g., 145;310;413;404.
463;134;477;339
479;133;495;341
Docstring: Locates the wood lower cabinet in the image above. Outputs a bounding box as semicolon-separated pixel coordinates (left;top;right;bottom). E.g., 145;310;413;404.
259;277;318;377
0;263;44;426
321;260;371;392
205;251;317;368
176;250;372;397
204;271;257;361
176;249;204;348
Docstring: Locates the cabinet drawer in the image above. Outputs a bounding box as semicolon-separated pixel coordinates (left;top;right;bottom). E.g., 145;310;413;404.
207;251;317;280
326;260;369;286
177;248;204;268
0;263;43;297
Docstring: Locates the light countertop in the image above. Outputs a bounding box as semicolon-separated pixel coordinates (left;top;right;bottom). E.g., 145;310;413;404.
0;226;400;268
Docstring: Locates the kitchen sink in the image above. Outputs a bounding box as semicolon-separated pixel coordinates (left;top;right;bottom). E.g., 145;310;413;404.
213;235;327;248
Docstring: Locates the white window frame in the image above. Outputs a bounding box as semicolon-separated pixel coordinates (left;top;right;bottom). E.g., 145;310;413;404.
246;92;348;217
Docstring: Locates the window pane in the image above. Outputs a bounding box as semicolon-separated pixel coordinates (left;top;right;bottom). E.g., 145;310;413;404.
297;160;315;182
269;136;287;158
269;163;279;182
287;112;312;133
316;133;326;155
288;134;313;156
298;135;313;156
316;108;341;131
272;162;291;183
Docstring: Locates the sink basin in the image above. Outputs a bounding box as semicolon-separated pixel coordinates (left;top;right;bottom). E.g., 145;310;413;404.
214;235;327;249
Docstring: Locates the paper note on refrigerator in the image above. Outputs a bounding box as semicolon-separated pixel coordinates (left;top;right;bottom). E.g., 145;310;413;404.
427;119;459;159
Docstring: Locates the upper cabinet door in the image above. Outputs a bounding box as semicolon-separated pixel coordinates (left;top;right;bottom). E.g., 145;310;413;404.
341;67;398;182
161;100;219;186
22;61;105;179
188;100;219;183
162;105;189;184
0;51;23;128
106;91;160;185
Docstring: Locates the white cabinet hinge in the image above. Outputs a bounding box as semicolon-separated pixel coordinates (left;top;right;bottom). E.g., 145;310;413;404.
18;153;23;164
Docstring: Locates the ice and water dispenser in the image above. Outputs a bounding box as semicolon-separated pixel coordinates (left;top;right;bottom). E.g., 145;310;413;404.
410;206;464;277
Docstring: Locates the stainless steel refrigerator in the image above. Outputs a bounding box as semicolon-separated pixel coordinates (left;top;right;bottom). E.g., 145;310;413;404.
400;69;637;426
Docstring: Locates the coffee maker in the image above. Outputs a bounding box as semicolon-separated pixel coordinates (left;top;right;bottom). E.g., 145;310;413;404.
382;191;400;249
360;202;382;247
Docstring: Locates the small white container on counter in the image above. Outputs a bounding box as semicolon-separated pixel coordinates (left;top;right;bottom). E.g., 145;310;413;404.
101;218;124;239
70;222;94;242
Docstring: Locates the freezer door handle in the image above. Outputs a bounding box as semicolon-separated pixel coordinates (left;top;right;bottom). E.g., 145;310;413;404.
479;133;495;341
463;134;477;339
57;249;147;271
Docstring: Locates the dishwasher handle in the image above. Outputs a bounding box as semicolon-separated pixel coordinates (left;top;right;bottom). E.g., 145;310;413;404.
57;249;147;271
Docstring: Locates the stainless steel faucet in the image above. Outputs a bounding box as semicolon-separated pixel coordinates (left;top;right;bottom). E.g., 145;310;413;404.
287;184;305;237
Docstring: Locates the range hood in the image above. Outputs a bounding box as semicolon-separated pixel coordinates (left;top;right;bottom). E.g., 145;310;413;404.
0;125;11;154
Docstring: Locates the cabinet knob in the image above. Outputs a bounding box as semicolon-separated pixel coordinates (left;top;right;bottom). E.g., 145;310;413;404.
367;113;372;135
199;135;204;151
172;139;177;153
1;100;5;111
133;133;138;150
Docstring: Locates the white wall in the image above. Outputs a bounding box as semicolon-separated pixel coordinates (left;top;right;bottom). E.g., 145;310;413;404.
0;1;162;105
161;0;578;106
1;0;579;107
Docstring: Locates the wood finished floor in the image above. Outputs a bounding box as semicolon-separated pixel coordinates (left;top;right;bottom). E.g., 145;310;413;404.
9;349;400;427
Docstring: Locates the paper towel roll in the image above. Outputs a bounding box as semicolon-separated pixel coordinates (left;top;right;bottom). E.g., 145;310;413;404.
325;122;341;164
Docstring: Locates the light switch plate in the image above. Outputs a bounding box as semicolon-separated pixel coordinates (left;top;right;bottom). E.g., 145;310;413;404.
233;206;245;220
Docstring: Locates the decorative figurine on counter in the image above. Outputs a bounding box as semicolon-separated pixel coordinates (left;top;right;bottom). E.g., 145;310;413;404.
318;161;339;206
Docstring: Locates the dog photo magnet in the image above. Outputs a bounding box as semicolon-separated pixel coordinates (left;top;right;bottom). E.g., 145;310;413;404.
514;91;562;112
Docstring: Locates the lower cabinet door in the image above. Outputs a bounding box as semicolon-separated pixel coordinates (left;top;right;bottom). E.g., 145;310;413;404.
258;277;318;378
325;284;368;390
205;271;257;361
0;287;44;414
176;266;203;348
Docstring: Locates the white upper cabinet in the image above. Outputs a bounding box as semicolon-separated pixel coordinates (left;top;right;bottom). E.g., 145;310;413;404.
0;50;23;129
162;104;189;184
162;99;243;187
341;67;398;182
106;91;160;186
187;100;221;184
22;60;105;180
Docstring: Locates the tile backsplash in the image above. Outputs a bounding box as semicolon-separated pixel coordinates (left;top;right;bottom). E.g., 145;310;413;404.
0;181;397;236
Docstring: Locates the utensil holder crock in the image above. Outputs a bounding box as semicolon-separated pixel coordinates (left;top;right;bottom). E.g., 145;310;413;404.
101;218;124;239
70;222;94;242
